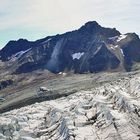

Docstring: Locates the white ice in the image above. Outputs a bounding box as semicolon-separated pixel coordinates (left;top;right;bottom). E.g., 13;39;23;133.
72;52;84;60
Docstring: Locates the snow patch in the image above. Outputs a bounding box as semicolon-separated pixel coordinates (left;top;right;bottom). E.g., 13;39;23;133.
114;45;119;48
42;38;52;44
58;72;67;76
120;49;125;56
10;48;31;61
110;45;119;50
110;46;115;50
108;36;118;41
109;34;127;42
72;52;84;60
117;34;127;42
94;46;102;55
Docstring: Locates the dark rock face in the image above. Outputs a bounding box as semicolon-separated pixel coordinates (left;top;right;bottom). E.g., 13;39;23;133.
121;33;140;71
0;21;140;74
0;37;51;61
0;39;33;61
0;80;13;90
88;45;120;72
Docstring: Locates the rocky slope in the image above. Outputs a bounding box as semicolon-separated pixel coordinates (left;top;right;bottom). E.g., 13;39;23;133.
0;71;140;140
1;21;140;74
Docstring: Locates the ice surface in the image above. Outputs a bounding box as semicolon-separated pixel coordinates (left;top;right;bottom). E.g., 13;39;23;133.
72;52;84;60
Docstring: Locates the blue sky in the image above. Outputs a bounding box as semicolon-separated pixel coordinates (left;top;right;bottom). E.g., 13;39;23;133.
0;0;140;48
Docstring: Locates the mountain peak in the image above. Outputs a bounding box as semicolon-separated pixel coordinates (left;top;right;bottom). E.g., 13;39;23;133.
84;21;100;27
80;21;101;31
0;21;140;74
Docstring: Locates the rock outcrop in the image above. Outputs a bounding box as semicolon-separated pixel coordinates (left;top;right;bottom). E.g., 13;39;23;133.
0;79;13;91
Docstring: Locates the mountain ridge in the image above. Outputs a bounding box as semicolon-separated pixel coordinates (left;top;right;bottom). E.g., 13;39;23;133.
0;21;140;74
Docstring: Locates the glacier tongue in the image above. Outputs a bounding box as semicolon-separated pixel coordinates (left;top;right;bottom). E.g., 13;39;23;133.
0;74;140;140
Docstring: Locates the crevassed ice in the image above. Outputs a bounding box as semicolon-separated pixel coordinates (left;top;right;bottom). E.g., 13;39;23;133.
72;52;84;60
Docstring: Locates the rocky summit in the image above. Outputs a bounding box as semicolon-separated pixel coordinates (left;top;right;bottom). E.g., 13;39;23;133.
0;21;140;74
0;21;140;140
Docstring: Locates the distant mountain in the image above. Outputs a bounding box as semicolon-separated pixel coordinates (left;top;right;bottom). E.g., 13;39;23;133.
1;21;140;74
0;36;51;61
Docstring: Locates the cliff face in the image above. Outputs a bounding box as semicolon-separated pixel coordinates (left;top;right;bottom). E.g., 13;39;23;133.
1;21;140;74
